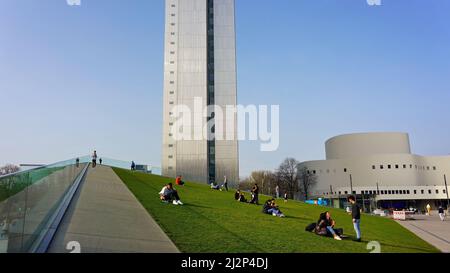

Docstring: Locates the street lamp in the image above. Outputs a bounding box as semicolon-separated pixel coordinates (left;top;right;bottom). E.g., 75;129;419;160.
444;175;450;210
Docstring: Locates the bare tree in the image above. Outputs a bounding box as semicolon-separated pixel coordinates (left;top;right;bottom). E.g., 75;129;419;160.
0;164;20;176
247;171;277;196
298;166;318;200
275;158;300;199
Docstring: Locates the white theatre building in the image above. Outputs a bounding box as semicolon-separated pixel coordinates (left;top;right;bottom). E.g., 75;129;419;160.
298;133;450;211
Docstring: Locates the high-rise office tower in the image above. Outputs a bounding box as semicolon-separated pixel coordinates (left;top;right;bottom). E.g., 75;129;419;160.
162;0;239;184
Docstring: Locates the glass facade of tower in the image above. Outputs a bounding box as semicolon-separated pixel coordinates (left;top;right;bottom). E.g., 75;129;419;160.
162;0;239;185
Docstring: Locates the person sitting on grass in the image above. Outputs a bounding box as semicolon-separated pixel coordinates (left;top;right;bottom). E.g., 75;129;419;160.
316;211;342;241
264;199;285;218
159;183;183;206
234;190;241;201
262;199;274;214
238;192;248;203
175;175;185;186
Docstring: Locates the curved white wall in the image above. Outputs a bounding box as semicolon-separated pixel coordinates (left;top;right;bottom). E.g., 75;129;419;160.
300;133;450;202
325;132;411;160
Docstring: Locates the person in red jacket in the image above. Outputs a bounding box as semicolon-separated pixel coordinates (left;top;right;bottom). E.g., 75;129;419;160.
175;176;185;186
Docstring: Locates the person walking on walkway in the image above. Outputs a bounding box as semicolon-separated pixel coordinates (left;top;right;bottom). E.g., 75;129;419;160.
99;158;103;165
76;158;80;168
426;203;432;216
438;206;446;221
131;161;136;171
348;196;362;242
92;151;98;168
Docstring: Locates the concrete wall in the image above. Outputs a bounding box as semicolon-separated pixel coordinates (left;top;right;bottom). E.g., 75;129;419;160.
325;132;411;160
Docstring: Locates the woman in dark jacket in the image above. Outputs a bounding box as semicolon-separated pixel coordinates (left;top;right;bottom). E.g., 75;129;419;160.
316;211;342;240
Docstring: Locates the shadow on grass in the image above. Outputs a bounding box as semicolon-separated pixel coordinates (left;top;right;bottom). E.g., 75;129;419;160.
285;215;313;222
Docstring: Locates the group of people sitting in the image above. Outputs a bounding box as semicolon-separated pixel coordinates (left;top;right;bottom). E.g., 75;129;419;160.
306;211;344;241
262;199;285;218
233;184;260;204
234;190;247;203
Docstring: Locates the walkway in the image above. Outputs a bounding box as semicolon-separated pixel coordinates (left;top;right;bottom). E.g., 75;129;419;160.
47;165;179;253
398;214;450;253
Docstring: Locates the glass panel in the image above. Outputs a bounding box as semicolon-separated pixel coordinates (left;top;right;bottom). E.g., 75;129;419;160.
0;157;90;253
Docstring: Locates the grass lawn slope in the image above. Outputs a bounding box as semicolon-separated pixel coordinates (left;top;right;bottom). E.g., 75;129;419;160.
113;168;439;253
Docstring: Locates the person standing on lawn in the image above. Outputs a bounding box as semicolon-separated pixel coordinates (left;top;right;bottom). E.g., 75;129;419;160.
221;176;228;191
250;183;259;204
348;196;362;242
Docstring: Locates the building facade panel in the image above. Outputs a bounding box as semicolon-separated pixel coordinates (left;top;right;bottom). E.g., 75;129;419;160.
162;0;239;184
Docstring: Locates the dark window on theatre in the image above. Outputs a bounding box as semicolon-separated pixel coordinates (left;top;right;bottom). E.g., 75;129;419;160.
403;164;407;169
407;190;410;194
414;190;417;194
403;190;407;194
344;168;347;172
428;190;432;194
168;155;173;159
313;170;316;174
388;165;391;169
433;166;437;170
421;190;424;194
427;166;430;171
345;191;348;194
380;165;384;169
410;164;413;169
372;165;376;170
436;190;439;194
395;164;399;169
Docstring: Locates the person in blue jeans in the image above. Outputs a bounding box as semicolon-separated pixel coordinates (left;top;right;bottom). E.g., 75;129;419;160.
317;211;342;241
348;196;362;242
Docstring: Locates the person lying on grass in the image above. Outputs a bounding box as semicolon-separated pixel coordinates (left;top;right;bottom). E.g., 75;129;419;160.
316;211;342;241
159;183;184;206
210;182;221;190
262;199;285;218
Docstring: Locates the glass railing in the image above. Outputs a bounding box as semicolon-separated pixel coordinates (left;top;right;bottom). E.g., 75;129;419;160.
97;157;161;175
0;157;90;253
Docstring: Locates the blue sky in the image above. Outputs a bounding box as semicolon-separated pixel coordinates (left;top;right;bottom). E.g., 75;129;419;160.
1;0;450;177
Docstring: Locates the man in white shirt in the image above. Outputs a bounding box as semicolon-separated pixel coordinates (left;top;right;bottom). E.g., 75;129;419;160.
159;183;183;205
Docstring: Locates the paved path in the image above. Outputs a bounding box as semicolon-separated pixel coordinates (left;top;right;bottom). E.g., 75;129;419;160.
48;165;179;253
398;214;450;253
